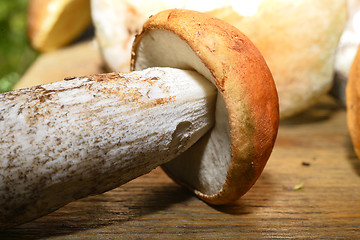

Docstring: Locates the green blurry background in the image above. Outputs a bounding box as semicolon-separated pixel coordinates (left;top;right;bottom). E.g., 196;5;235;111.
0;0;38;92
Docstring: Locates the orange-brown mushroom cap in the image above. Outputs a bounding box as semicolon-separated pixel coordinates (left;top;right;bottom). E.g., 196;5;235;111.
347;46;360;160
131;9;279;205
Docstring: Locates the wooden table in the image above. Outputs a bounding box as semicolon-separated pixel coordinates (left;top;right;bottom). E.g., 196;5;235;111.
2;43;360;239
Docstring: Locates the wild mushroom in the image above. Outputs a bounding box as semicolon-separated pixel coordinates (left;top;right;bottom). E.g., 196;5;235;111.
346;45;360;160
333;0;360;106
28;0;92;52
0;9;279;229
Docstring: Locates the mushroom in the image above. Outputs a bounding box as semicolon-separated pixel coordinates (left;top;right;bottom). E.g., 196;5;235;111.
28;0;92;52
92;0;346;119
346;45;360;160
0;9;279;229
332;0;360;106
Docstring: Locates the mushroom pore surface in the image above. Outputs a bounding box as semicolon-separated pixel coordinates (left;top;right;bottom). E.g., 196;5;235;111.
133;29;232;196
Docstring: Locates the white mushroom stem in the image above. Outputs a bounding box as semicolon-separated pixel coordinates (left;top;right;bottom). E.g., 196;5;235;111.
0;67;217;229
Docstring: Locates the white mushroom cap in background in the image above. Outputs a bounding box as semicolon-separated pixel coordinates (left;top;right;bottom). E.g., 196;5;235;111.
91;0;262;72
91;0;347;119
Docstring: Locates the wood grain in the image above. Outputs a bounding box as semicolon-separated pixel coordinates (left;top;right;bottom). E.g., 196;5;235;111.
1;45;360;239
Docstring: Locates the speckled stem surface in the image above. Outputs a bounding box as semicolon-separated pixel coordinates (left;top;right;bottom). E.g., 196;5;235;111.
0;67;216;229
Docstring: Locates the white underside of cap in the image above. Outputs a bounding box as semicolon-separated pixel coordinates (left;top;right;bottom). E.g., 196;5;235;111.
134;29;232;195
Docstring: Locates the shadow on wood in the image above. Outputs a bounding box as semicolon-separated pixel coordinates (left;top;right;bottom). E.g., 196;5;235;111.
0;179;191;239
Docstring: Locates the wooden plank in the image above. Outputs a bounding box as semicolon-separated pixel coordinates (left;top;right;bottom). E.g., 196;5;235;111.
1;44;360;239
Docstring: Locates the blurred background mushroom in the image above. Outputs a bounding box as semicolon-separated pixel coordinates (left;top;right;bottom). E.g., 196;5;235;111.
332;0;360;106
